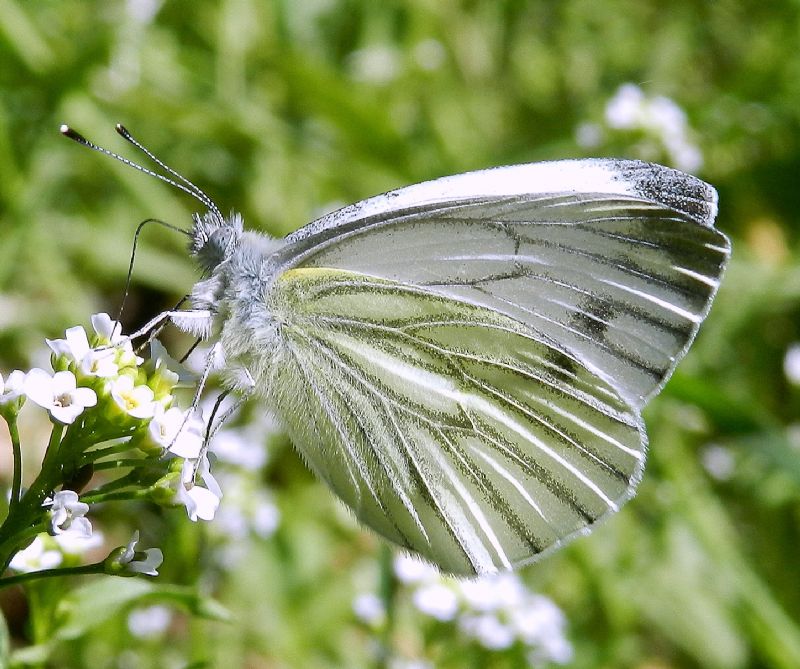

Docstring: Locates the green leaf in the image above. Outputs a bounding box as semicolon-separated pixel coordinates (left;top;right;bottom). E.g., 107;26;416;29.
53;578;232;642
54;578;154;641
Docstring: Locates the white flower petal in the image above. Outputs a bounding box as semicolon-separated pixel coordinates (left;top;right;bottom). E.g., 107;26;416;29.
24;368;56;407
65;326;91;361
0;369;26;405
197;455;222;499
79;348;119;378
184;486;220;521
111;376;156;418
72;387;98;408
91;313;124;343
51;371;78;394
115;531;162;576
46;338;72;357
127;548;163;576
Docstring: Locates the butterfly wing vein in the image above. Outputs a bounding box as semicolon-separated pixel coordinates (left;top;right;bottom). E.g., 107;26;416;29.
268;269;645;574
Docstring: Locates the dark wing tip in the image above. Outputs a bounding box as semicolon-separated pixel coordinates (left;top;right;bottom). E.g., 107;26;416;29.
605;159;719;229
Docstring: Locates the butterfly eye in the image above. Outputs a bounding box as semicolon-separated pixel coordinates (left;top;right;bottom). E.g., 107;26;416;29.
209;227;235;255
190;212;244;272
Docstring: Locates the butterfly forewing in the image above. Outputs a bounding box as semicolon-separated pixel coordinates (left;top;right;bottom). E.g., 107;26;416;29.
275;160;729;408
267;268;645;575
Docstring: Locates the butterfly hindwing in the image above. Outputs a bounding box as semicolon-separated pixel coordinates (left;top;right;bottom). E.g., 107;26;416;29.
266;268;645;575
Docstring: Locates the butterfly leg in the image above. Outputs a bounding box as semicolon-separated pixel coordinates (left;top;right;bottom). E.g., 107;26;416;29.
126;309;215;342
206;381;254;443
192;368;255;477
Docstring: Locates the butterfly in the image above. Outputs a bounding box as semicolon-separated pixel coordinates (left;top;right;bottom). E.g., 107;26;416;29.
62;125;730;575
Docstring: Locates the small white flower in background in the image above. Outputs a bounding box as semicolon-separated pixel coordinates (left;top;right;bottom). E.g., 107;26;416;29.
509;595;567;645
605;82;646;129
54;528;105;555
176;458;221;522
110;375;157;419
388;660;433;669
211;470;279;554
347;44;402;84
528;636;574;666
574;121;603;149
113;531;163;576
391;556;572;663
148;405;204;458
412;38;445;71
592;83;703;172
393;554;439;584
9;536;63;573
46;490;92;538
127;605;172;639
25;368;97;424
353;592;386;625
0;370;26;407
252;496;280;538
701;443;736;481
460;613;515;650
211;428;267;470
412;582;459;621
461;572;525;612
784;344;800;385
787;424;800;451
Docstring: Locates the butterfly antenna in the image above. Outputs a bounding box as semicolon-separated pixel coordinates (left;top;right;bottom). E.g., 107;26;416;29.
60;124;222;219
114;124;224;222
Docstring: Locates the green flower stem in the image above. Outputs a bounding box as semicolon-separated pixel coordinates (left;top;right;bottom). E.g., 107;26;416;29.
375;543;397;669
8;417;22;510
91;458;147;471
79;441;140;465
0;424;65;570
80;488;151;504
81;470;141;499
0;561;107;589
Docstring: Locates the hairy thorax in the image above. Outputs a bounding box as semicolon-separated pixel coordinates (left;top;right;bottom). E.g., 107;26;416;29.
198;229;289;398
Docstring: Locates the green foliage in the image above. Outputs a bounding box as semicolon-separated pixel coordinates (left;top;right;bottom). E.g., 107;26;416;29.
1;0;800;667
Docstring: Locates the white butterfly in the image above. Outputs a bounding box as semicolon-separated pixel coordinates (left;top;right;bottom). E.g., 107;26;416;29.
63;125;730;575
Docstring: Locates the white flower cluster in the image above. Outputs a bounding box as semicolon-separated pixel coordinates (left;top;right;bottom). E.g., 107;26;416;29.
392;556;573;665
346;38;445;84
1;313;231;575
576;83;703;172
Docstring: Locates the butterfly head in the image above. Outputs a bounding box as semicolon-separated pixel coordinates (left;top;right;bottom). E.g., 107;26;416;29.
60;124;239;273
190;210;243;272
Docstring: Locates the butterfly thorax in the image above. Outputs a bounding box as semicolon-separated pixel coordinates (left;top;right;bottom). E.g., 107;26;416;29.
189;216;287;395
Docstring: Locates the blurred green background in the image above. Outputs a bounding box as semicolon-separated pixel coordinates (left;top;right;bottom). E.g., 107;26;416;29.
1;1;800;667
